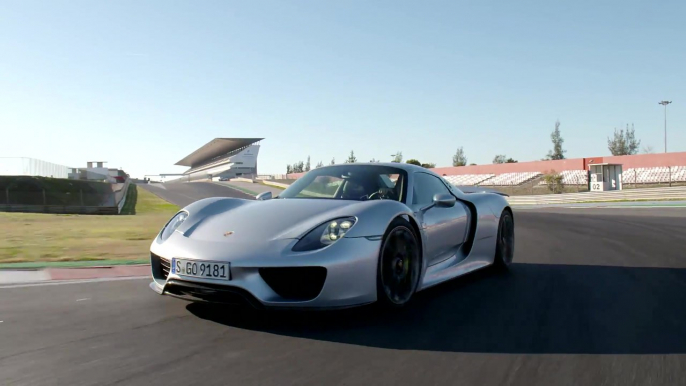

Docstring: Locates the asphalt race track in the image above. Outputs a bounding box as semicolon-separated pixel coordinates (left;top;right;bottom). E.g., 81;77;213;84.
2;183;686;385
141;181;256;207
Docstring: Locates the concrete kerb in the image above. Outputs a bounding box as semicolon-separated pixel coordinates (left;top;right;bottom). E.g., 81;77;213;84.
0;264;151;285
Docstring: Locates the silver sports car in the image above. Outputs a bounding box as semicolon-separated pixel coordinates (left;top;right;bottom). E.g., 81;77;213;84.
149;163;514;309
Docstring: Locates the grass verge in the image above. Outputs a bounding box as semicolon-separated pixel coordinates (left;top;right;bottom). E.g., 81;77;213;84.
0;184;178;266
260;181;286;190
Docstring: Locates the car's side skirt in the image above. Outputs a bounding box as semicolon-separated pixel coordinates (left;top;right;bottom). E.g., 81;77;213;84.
417;248;493;291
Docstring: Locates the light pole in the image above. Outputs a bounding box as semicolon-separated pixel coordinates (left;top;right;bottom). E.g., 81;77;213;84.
659;100;672;153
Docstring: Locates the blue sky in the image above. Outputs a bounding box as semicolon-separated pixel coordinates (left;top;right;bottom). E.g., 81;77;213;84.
1;0;684;178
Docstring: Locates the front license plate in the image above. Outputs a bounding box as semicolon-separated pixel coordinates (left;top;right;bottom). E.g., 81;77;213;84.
171;258;230;280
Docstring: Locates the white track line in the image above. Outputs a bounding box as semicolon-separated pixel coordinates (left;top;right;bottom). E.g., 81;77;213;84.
0;276;150;289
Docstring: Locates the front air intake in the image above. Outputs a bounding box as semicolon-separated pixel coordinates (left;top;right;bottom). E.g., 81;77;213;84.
151;253;170;280
258;267;327;301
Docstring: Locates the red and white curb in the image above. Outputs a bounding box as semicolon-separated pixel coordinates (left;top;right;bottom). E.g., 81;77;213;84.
0;265;151;287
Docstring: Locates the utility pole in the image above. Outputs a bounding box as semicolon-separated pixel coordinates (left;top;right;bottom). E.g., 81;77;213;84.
659;100;672;153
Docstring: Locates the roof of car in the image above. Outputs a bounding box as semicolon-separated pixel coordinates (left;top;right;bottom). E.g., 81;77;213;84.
317;162;432;173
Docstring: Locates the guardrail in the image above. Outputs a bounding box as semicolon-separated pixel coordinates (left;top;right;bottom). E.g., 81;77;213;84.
114;178;131;213
506;186;686;205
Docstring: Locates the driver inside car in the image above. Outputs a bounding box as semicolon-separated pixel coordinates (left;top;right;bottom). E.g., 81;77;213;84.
340;175;378;200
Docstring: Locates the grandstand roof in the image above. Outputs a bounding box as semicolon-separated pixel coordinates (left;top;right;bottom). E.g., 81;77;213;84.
175;138;263;167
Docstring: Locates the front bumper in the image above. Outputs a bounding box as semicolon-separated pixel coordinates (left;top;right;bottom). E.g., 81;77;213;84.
149;237;382;309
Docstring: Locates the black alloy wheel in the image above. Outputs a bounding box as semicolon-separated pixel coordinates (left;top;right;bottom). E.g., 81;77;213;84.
494;209;515;268
377;218;421;307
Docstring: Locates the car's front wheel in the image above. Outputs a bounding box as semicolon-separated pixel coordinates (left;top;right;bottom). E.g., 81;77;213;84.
493;209;515;269
376;218;421;308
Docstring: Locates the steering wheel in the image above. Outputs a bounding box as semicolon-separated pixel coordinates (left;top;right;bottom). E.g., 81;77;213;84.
368;189;392;201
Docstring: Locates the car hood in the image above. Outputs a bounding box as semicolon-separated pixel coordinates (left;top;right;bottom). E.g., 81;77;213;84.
179;198;367;242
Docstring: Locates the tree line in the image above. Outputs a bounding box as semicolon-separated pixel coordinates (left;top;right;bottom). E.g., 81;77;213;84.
285;121;647;173
285;150;437;174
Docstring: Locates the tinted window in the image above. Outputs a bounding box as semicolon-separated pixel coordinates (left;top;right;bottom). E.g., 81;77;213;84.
412;173;451;205
280;165;407;202
295;175;344;198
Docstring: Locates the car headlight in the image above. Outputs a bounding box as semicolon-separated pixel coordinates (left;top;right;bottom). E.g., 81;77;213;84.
292;217;356;252
159;211;188;242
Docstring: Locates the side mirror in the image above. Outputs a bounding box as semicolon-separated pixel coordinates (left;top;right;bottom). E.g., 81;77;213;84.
256;191;272;201
420;193;456;212
434;193;456;208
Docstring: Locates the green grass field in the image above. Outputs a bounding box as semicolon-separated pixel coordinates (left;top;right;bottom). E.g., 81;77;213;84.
0;185;178;266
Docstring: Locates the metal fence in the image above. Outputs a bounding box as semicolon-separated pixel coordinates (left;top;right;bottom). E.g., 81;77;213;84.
0;157;70;179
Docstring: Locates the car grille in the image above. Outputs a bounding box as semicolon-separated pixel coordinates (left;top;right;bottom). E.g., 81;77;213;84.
258;267;327;301
150;253;170;280
160;258;170;279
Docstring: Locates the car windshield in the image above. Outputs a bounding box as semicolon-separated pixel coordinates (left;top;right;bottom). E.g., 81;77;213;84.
279;165;407;202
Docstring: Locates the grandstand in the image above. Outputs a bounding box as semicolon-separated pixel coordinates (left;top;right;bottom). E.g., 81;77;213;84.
442;172;542;187
622;166;686;184
559;170;588;185
440;167;686;188
174;138;263;182
443;174;494;186
534;166;686;186
479;172;541;186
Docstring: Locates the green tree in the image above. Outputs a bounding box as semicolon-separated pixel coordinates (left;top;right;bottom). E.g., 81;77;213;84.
542;170;564;193
286;164;292;174
292;161;305;173
369;158;380;162
391;151;403;163
452;147;467;166
406;159;421;166
493;154;507;164
330;157;335;165
545;120;566;160
506;158;518;163
608;123;641;156
304;156;311;172
345;150;357;163
316;161;324;168
421;162;436;168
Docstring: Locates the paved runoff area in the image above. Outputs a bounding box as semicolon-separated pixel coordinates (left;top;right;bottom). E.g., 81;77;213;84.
2;181;686;385
214;180;285;196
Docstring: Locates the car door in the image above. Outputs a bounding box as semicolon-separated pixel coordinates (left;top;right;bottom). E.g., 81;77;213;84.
411;172;470;266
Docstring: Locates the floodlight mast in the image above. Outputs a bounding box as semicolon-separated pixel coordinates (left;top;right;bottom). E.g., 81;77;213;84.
658;101;672;153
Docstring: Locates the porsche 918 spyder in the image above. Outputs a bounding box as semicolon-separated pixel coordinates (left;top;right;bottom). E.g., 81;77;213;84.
149;163;515;309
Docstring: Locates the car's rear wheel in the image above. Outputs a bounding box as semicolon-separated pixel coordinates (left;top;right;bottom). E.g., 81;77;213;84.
376;218;421;308
493;209;515;269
